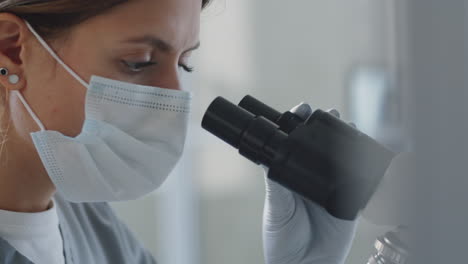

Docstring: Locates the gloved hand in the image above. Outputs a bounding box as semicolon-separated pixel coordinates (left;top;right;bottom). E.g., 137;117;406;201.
262;103;358;264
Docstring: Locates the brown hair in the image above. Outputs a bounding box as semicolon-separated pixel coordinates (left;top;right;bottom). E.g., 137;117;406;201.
0;0;211;157
0;0;211;38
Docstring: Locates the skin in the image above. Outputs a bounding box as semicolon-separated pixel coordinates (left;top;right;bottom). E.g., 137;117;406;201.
0;0;201;213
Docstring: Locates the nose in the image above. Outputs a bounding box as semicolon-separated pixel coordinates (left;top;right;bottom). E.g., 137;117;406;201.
150;66;182;91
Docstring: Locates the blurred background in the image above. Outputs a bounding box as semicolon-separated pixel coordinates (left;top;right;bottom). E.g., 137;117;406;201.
109;0;468;263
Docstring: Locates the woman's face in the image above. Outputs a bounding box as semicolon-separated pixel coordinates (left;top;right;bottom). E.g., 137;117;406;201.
11;0;201;139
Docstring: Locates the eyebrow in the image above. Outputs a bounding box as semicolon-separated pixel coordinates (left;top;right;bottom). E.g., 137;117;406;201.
123;35;200;54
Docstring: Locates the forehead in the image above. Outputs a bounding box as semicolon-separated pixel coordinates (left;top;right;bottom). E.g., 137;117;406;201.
78;0;201;51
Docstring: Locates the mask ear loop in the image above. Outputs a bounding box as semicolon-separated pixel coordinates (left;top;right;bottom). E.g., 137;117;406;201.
18;20;91;132
24;21;89;89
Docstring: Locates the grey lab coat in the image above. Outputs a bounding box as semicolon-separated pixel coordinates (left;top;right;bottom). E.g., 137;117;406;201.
0;193;157;264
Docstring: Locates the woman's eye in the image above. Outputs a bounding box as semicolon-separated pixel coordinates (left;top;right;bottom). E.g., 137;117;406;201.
121;60;157;72
179;63;194;73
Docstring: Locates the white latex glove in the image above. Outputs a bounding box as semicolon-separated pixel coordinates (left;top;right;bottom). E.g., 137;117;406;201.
262;104;358;264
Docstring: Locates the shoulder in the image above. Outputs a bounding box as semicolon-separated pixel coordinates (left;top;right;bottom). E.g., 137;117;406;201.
54;194;157;264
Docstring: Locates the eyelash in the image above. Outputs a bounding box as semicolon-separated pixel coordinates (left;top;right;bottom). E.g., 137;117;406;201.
121;60;194;73
180;64;194;73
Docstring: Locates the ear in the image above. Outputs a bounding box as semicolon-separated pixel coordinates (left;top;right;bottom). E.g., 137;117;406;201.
0;13;28;92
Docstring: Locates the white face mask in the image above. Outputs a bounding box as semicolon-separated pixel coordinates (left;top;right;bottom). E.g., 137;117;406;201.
15;21;192;202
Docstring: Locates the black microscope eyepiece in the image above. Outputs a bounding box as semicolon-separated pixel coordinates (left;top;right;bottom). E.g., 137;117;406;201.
202;96;287;167
201;96;256;149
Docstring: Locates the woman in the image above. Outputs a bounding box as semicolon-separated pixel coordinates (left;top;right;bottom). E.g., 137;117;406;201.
0;0;357;263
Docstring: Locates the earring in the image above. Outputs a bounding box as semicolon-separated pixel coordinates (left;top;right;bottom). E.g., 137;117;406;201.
0;68;8;76
8;74;19;84
0;67;19;84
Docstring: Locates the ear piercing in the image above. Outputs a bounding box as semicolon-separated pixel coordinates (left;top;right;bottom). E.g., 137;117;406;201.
0;67;19;84
8;74;19;84
0;68;8;76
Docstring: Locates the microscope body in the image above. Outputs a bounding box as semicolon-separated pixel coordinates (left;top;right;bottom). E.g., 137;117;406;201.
202;95;395;220
265;110;394;220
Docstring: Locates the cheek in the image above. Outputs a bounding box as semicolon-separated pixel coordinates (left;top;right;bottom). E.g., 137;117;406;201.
44;70;87;137
44;42;101;137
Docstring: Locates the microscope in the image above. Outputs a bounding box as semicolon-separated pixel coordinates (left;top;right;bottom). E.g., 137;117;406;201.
202;95;409;263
